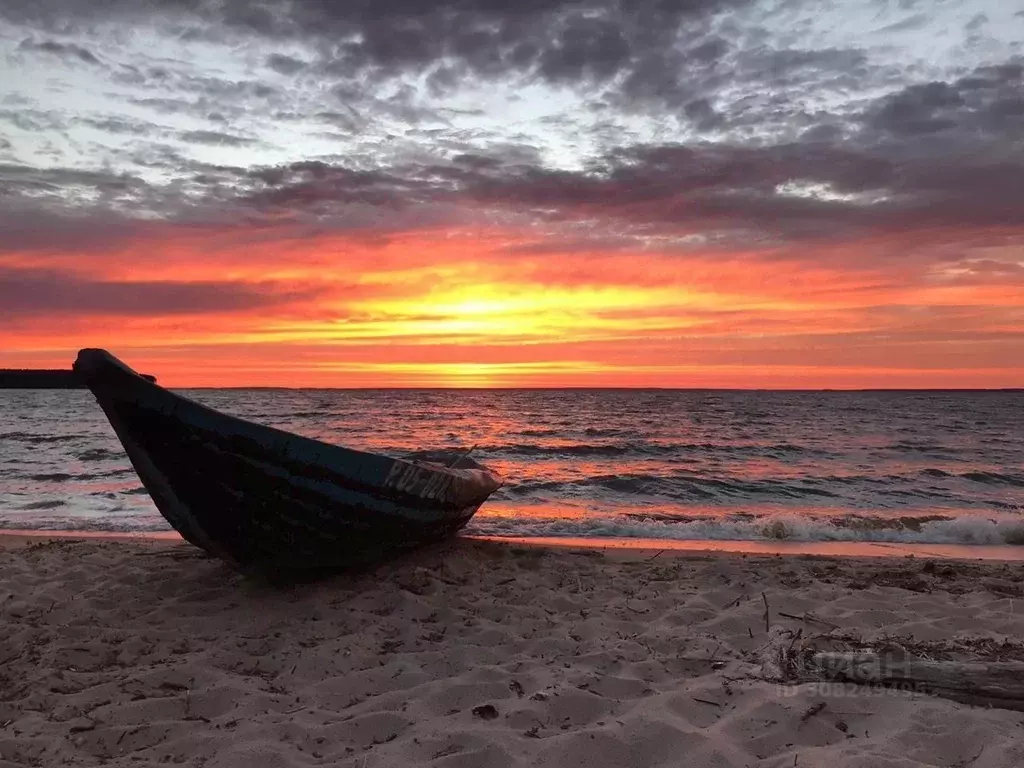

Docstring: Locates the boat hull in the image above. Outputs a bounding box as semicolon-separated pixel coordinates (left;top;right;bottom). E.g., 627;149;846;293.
73;349;502;575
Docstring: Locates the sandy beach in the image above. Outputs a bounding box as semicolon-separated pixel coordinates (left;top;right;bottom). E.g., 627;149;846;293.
2;535;1023;767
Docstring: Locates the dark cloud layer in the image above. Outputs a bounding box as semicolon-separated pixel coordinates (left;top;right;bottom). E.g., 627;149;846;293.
0;267;317;317
1;0;1022;260
231;53;1024;245
866;61;1024;139
18;37;100;65
4;0;752;111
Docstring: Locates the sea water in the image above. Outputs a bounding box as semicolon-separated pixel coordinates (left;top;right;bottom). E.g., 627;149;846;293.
1;389;1022;546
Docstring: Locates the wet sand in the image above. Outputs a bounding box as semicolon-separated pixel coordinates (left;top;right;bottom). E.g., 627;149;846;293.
1;533;1023;767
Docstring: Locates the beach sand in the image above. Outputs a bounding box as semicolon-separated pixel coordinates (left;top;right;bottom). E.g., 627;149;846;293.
2;535;1023;767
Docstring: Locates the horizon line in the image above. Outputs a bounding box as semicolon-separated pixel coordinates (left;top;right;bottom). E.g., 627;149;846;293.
168;385;1024;392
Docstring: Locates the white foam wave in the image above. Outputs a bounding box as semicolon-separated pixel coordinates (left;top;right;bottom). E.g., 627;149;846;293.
466;512;1024;546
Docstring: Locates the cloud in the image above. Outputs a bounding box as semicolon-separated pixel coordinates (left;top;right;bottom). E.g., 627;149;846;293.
79;116;159;136
18;37;100;65
0;107;67;134
863;59;1024;139
1;0;750;99
230;121;1023;247
266;53;306;75
1;2;1022;260
0;267;320;317
0;163;144;203
179;129;258;147
0;204;146;254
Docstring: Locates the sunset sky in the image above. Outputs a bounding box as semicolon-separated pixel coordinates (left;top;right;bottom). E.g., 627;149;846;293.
1;0;1022;387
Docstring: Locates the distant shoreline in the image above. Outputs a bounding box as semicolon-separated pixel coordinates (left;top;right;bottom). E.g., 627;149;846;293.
0;369;156;389
65;386;1024;392
1;371;1017;391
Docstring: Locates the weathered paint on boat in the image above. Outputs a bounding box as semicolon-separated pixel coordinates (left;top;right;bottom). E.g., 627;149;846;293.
72;349;503;575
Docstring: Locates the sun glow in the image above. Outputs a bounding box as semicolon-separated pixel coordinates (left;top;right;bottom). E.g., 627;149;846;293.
2;225;1022;388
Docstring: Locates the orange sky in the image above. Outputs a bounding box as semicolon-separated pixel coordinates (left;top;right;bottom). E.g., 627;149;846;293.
3;223;1021;388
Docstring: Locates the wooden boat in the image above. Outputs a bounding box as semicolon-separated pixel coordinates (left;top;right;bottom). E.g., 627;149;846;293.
73;349;502;576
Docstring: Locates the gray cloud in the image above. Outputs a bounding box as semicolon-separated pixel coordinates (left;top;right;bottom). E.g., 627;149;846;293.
229;50;1024;245
79;115;161;136
0;266;320;317
266;53;306;75
0;163;143;202
0;0;1020;266
2;0;752;102
0;108;67;134
863;59;1024;139
180;129;257;147
18;37;100;65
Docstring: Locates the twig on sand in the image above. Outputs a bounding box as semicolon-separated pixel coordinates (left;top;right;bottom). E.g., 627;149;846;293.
787;628;804;655
693;697;722;707
762;592;770;633
646;550;666;561
726;593;746;609
778;611;839;629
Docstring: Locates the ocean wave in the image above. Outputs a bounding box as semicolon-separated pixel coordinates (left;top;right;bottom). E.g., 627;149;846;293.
20;499;66;510
467;513;1024;546
0;515;169;533
27;472;75;482
25;469;136;482
76;448;118;462
500;473;845;502
496;468;1023;507
583;427;629;437
962;471;1024;487
890;440;961;454
0;431;90;444
477;441;834;458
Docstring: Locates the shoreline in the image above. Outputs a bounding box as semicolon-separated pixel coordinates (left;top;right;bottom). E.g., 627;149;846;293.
2;527;1022;562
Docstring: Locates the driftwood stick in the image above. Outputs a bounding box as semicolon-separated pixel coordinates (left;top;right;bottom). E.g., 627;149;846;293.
693;697;722;707
778;611;839;629
810;652;1024;712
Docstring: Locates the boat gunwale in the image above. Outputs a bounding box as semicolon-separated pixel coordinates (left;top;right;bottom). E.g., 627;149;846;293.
73;349;503;503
